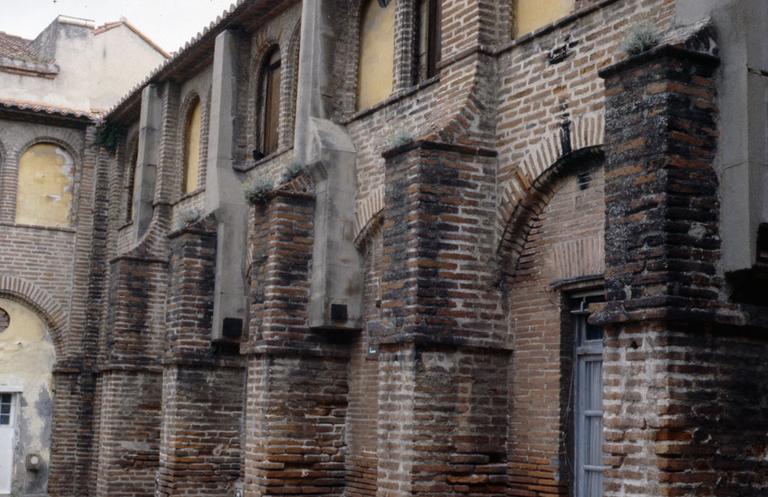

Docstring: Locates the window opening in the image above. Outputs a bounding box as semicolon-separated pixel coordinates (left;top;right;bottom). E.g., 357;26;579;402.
260;48;282;157
0;307;8;334
0;394;11;425
416;0;441;82
126;139;139;222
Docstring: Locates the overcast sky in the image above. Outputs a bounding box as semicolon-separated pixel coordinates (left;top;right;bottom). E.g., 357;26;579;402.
0;0;237;53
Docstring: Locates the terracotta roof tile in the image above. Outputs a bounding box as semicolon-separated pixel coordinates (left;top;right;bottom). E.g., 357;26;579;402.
0;98;96;120
0;32;44;64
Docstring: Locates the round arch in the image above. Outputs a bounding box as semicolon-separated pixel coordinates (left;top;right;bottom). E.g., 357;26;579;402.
0;275;66;357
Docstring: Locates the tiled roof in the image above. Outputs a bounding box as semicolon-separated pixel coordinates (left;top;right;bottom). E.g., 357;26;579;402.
0;98;96;120
106;0;255;120
0;32;43;63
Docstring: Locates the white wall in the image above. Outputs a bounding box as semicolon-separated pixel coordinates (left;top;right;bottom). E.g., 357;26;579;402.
0;18;166;112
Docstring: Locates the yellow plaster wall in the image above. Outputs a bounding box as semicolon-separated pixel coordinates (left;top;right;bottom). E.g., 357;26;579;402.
357;0;395;110
0;298;55;488
15;143;74;228
512;0;575;38
183;99;202;194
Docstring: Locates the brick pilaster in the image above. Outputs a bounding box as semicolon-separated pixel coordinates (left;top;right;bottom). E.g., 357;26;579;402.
377;142;508;497
156;218;245;497
243;183;349;497
598;45;768;497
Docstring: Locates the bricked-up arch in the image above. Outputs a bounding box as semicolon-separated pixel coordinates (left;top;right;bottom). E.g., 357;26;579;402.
0;275;65;356
354;184;385;248
357;0;395;109
497;111;604;251
181;93;203;194
511;0;575;39
15;140;78;228
498;146;605;281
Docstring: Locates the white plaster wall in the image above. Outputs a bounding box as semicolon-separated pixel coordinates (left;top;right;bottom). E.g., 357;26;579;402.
0;20;166;112
90;24;167;111
0;298;55;496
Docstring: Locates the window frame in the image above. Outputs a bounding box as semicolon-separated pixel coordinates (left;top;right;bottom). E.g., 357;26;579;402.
259;47;282;158
569;291;606;497
0;393;14;426
415;0;441;83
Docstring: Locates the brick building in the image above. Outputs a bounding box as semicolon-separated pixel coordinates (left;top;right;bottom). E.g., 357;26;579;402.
0;15;167;497
3;1;768;497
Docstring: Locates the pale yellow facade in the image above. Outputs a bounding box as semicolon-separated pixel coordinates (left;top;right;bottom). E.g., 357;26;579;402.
0;298;56;489
15;143;74;228
183;99;203;194
357;0;395;110
512;0;575;38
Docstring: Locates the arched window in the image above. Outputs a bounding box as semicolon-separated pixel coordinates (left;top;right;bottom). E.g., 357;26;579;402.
182;96;202;195
357;0;395;110
16;142;74;227
511;0;574;38
259;47;282;157
125;138;139;222
416;0;441;82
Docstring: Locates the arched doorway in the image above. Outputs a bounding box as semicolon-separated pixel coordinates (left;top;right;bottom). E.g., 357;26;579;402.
0;298;56;496
502;151;607;497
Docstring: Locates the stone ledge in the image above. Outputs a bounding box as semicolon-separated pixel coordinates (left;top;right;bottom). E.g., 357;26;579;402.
598;44;720;80
382;139;497;160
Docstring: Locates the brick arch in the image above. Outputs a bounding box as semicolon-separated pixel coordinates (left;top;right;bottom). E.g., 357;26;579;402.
496;111;604;251
0;274;65;356
284;19;301;148
497;146;605;288
354;185;385;248
16;136;81;166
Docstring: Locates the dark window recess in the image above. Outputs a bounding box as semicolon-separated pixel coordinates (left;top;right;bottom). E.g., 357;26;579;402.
548;40;578;65
0;393;11;425
260;48;282;157
126;139;139;222
758;224;768;266
331;304;348;322
577;171;592;191
222;318;243;340
0;307;9;333
416;0;441;82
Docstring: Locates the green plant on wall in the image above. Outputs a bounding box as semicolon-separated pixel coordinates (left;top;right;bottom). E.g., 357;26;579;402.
244;177;274;204
621;22;660;55
94;121;126;154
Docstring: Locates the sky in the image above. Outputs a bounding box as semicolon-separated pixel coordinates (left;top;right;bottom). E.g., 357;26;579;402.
0;0;237;54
